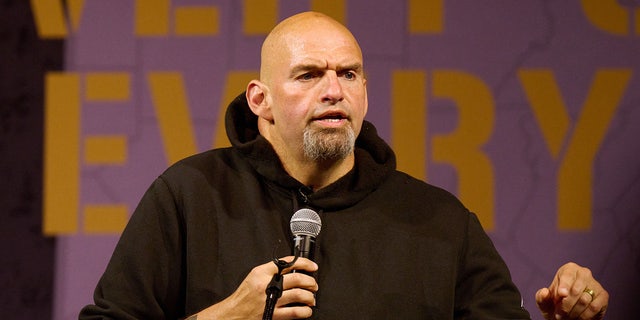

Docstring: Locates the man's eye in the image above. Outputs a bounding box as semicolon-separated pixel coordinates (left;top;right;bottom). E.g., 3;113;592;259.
343;71;356;80
299;72;317;81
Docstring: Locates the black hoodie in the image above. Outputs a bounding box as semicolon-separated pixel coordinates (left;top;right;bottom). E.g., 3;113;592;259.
80;94;530;319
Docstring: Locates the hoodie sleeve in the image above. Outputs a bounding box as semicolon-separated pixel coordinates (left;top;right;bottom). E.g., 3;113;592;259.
79;177;185;319
453;213;531;319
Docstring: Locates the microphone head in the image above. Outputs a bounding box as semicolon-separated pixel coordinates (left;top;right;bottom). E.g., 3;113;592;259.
290;208;322;237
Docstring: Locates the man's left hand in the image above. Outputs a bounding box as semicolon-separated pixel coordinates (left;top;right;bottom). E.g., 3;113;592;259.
536;262;608;320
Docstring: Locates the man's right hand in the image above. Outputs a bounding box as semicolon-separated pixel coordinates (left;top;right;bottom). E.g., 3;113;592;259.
189;256;319;320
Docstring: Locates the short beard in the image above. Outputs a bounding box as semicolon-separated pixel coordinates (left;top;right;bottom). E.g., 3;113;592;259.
303;125;356;161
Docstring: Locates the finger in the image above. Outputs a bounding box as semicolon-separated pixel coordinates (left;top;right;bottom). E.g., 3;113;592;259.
555;265;588;306
577;285;608;320
548;263;576;301
535;287;550;305
285;257;319;274
566;289;593;318
277;288;316;307
282;272;318;292
273;303;314;320
556;267;580;297
562;267;592;317
547;263;577;318
535;287;556;319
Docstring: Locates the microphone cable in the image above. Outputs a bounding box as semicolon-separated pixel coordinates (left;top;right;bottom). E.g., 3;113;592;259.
262;245;299;320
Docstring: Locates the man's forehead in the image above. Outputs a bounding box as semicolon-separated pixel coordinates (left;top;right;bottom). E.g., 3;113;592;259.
260;12;363;81
267;14;361;55
287;34;362;60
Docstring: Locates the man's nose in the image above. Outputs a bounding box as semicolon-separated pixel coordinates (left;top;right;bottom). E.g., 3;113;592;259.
321;71;344;104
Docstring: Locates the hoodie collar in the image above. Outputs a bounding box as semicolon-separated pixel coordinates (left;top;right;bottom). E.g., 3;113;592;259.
225;93;396;210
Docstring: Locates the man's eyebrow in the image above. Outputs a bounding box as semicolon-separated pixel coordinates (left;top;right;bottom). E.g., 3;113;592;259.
338;63;362;71
337;63;364;74
289;63;364;77
289;64;323;77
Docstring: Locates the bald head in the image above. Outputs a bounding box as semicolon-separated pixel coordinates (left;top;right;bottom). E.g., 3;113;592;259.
245;11;369;188
260;12;363;85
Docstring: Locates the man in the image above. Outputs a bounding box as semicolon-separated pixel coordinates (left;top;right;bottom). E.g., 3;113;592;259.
80;12;608;319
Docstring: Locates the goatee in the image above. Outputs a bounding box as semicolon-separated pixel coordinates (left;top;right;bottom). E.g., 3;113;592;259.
303;125;355;161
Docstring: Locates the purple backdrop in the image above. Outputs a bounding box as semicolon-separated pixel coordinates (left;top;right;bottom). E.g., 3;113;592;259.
43;1;639;319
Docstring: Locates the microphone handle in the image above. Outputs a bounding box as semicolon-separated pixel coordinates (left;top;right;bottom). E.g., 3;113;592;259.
293;234;316;260
288;235;318;308
292;235;316;275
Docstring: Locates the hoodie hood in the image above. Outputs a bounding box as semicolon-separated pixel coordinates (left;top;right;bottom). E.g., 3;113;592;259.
225;93;397;210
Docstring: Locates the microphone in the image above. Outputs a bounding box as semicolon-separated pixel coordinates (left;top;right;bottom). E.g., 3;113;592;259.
264;209;321;318
290;208;322;261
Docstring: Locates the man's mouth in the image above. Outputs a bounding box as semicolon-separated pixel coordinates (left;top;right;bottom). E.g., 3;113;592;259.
312;113;349;128
313;110;349;122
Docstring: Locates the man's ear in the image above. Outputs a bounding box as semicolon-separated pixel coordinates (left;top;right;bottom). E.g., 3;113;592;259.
246;80;274;122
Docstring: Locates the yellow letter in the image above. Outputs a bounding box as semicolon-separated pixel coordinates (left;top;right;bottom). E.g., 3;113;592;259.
135;0;170;36
311;0;347;25
408;0;444;34
391;70;427;181
174;6;220;36
84;205;128;234
519;68;631;230
243;0;278;35
43;72;81;235
148;72;198;165
580;0;630;35
85;72;131;101
431;70;496;230
517;70;570;158
82;72;131;233
30;0;85;38
559;70;631;229
30;0;67;38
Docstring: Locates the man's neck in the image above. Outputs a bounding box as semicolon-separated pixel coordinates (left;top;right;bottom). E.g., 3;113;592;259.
282;152;355;191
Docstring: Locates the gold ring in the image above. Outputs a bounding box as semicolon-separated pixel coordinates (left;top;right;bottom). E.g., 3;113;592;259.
583;288;595;300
